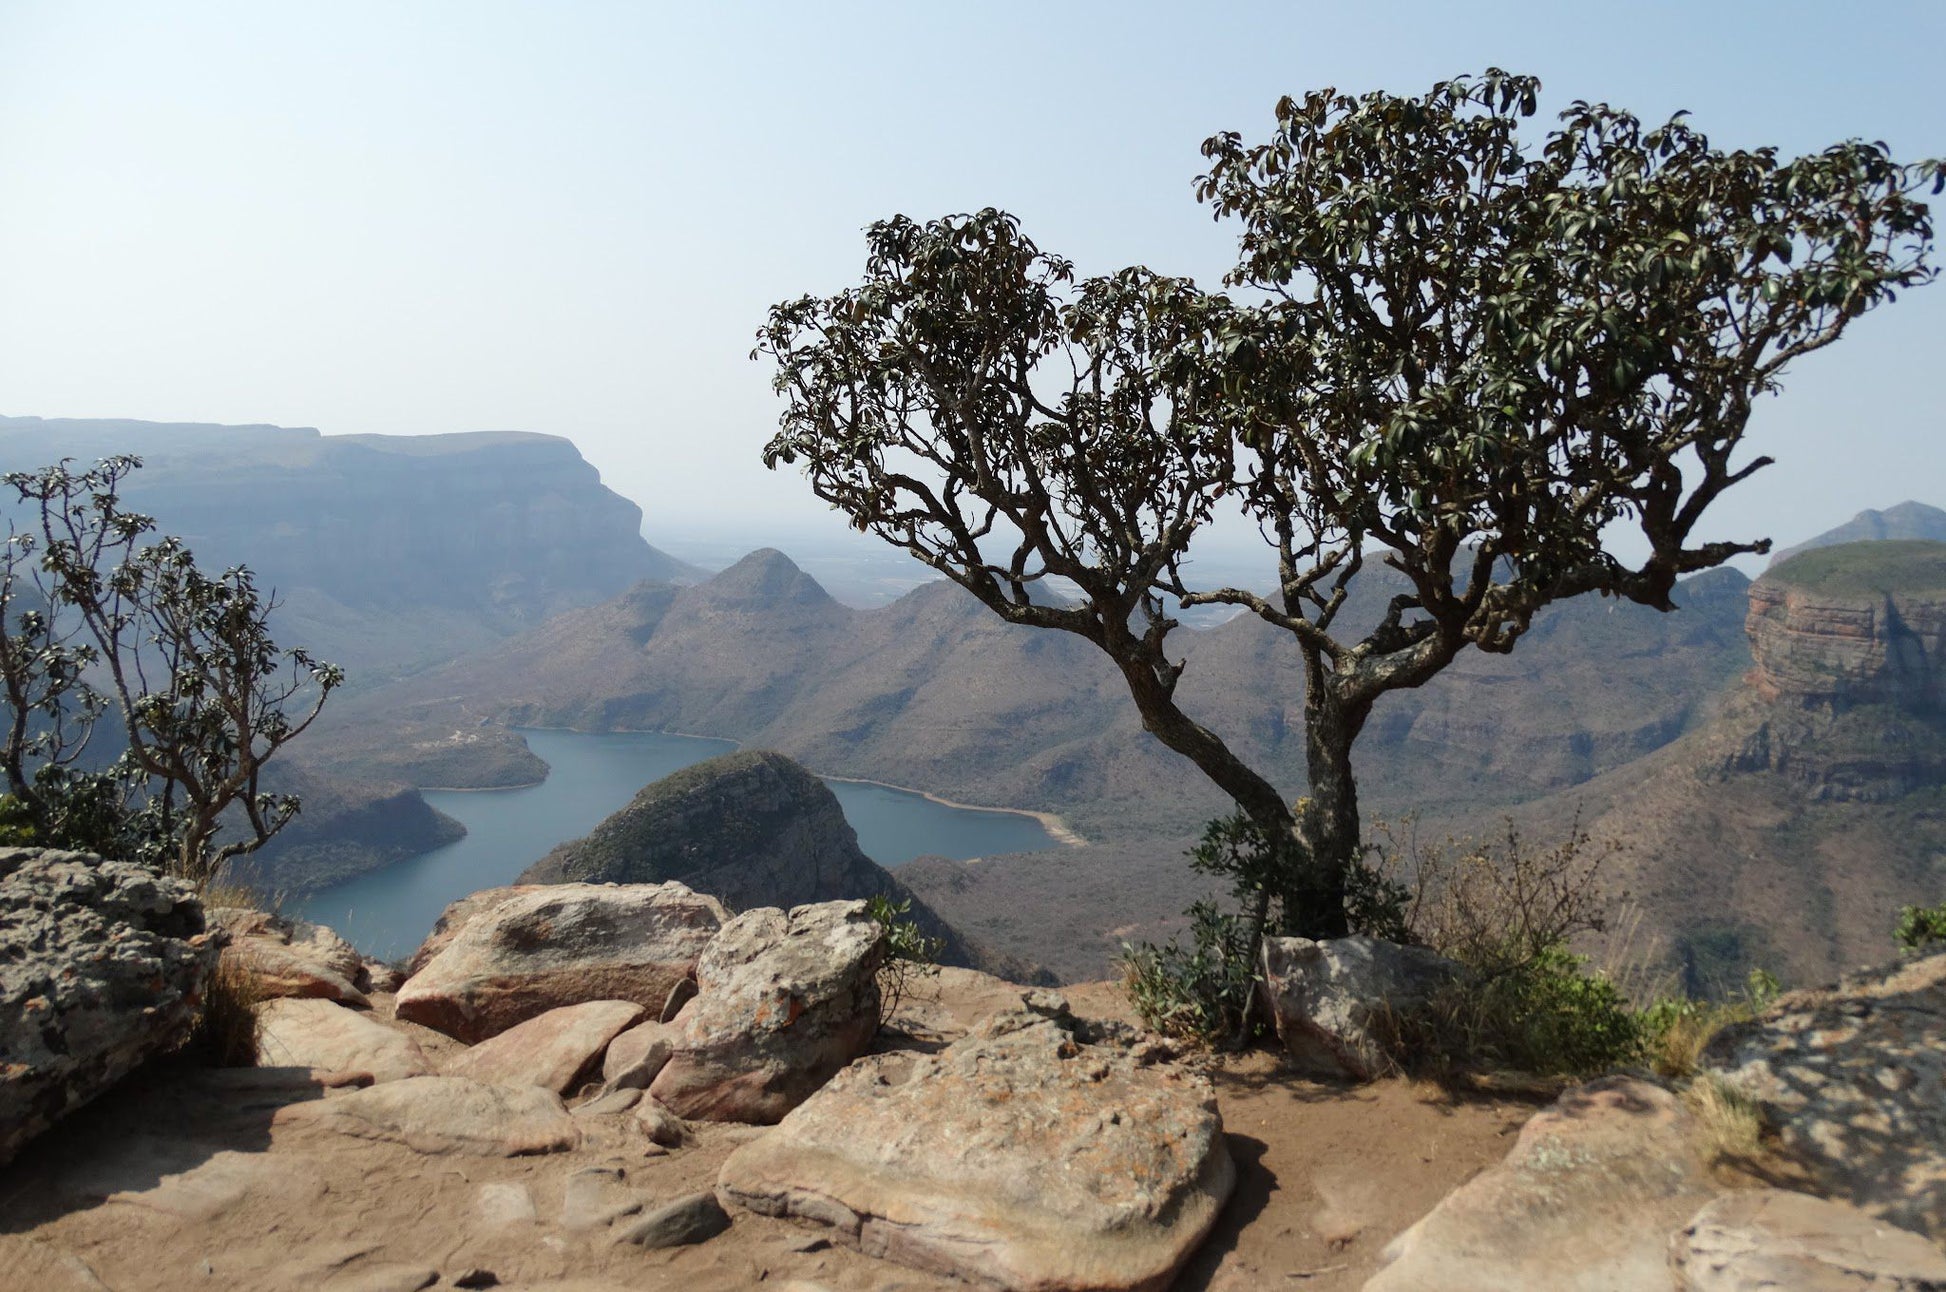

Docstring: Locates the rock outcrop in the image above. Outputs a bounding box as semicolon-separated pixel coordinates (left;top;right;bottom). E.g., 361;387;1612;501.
213;906;383;1006
649;901;884;1123
519;749;1038;980
394;882;728;1042
1670;1189;1946;1291
1257;935;1462;1081
1704;950;1946;1241
0;847;220;1167
1746;541;1946;712
718;1002;1232;1292
255;998;434;1082
0;416;695;680
1366;1077;1718;1291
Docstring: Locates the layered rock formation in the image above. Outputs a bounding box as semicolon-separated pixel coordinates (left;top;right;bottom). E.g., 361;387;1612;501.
0;415;696;679
0;848;220;1166
1746;540;1946;713
520;749;1048;982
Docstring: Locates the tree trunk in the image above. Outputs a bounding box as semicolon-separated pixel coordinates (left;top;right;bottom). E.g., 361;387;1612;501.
1292;654;1367;939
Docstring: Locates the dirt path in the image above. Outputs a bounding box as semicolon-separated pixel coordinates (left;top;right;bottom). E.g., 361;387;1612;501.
0;975;1532;1292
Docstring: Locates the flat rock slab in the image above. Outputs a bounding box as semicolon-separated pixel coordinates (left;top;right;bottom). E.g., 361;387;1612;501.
1366;1076;1718;1292
1706;951;1946;1241
718;1008;1233;1292
442;999;645;1094
1672;1188;1946;1291
274;1075;581;1156
395;882;728;1042
649;900;884;1124
257;998;435;1083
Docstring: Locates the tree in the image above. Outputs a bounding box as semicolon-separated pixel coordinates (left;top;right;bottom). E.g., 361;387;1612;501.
757;71;1941;944
1;456;342;885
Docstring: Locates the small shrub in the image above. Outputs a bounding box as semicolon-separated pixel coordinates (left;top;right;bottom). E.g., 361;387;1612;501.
1119;900;1259;1047
185;951;264;1067
1637;968;1780;1080
1896;901;1946;953
865;893;943;1025
1683;1071;1767;1172
1401;941;1642;1077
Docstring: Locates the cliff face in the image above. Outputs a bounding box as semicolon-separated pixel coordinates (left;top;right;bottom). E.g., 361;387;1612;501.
1747;545;1946;712
520;750;1049;983
0;417;696;677
1730;541;1946;801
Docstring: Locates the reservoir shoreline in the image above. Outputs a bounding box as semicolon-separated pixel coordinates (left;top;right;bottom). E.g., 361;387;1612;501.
506;723;1084;847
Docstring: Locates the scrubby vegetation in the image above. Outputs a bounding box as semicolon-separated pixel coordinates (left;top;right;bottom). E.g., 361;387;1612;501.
1896;899;1946;953
1122;813;1790;1083
866;893;944;1025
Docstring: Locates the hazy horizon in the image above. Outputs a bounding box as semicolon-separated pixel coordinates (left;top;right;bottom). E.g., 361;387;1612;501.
2;2;1941;571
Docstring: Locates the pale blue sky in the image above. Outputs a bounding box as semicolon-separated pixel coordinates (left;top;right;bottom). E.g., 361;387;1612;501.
0;2;1940;561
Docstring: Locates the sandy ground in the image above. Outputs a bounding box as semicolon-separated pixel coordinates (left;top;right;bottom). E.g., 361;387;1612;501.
0;974;1533;1292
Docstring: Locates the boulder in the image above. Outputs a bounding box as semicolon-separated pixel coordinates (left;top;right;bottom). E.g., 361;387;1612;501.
274;1075;581;1156
1671;1189;1946;1291
648;900;884;1123
1705;952;1946;1241
601;1019;675;1089
718;1006;1233;1291
256;997;435;1082
1365;1076;1718;1292
614;1192;730;1249
0;847;220;1167
394;882;728;1042
213;907;372;1006
440;999;644;1094
405;885;542;976
1257;935;1461;1080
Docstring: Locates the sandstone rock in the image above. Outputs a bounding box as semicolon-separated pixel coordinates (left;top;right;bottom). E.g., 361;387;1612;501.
1705;952;1946;1241
718;1008;1233;1291
602;1018;676;1089
405;885;542;976
1671;1189;1946;1291
257;998;435;1082
441;999;644;1094
0;847;220;1167
573;1087;642;1118
275;1075;580;1156
214;906;372;1006
1747;550;1946;710
1365;1076;1718;1291
649;901;884;1123
634;1098;689;1147
1257;935;1461;1080
613;1191;730;1249
395;882;727;1042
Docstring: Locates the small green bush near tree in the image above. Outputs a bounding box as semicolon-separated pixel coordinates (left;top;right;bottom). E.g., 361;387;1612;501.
1896;901;1946;953
865;893;944;1026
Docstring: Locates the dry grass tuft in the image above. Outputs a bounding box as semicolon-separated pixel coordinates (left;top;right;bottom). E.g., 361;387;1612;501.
184;948;265;1067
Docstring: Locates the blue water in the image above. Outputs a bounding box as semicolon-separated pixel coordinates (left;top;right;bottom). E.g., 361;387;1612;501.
290;728;1054;959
